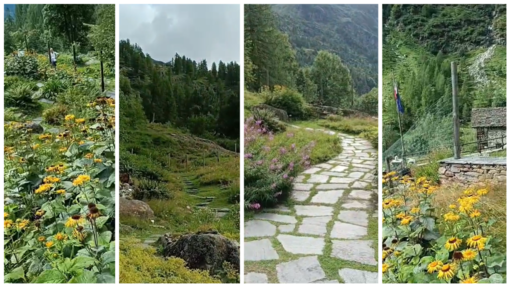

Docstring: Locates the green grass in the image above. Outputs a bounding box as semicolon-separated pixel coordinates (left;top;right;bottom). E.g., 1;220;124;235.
490;149;506;157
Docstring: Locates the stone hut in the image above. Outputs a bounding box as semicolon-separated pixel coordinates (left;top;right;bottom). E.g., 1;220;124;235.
471;107;506;151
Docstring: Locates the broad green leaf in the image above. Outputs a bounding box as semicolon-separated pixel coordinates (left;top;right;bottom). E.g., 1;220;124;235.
101;250;115;265
32;269;66;283
68;270;97;283
97;273;115;283
5;266;25;282
489;273;503;283
99;231;112;246
95;216;109;229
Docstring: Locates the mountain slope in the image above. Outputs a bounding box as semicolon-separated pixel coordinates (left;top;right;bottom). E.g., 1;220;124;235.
272;4;378;95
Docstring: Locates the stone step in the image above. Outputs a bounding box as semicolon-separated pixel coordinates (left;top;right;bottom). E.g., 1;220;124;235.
196;202;209;207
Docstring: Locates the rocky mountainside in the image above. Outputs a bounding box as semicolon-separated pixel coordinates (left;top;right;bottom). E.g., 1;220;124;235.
272;4;378;95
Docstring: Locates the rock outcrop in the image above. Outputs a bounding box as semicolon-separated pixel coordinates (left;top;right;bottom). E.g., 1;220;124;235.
119;197;154;218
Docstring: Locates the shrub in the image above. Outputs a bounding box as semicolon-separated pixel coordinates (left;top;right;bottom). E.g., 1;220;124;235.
244;117;314;209
251;108;286;133
133;177;171;200
263;86;307;120
4;84;39;109
41;78;68;100
4;108;25;122
360;127;378;148
42;104;69;125
4;75;25;90
5;55;39;78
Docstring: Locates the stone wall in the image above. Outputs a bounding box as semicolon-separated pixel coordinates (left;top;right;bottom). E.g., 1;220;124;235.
438;157;506;184
487;128;506;148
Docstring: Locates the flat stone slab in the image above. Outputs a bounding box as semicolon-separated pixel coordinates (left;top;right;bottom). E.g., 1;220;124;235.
311;190;344;204
254;213;297;224
303;167;322;174
308;174;330;183
316;184;349;190
321;171;347;177
278;224;295;233
440;156;506;165
331;240;376;265
294;183;313;191
298;216;331;236
295;205;333;216
348;190;373;200
330;222;367;239
245;220;277;238
316;163;333;169
338;269;378;283
338;210;368;226
292;191;310;202
245;272;268;283
245;239;279;261
266;206;291;213
351;181;370;189
277;235;324;255
329;177;355;184
295;175;306;182
276;256;326;283
331;166;348;172
341;200;371;209
347;172;366;179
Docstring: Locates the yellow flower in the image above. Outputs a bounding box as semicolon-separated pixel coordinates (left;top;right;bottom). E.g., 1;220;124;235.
401;215;413;225
385;171;397;178
410;207;420;214
65;114;75;121
32;144;40;150
59;147;67;153
94;158;102;163
443;212;460;222
72;228;85;242
35;210;45;217
469;210;481;218
466;235;487;250
449;204;456;209
56;189;66;195
437;264;456;280
38;236;46;242
17;219;30;230
65;215;85;228
43;176;60;183
461;249;477;261
4;212;8;218
445;237;462;251
79;141;85;145
75;118;85;124
46;241;54;248
416;176;426;185
39;134;52;140
55;232;67;241
35;183;53;194
382;263;389;273
4;219;14;228
85;153;94;159
73;175;91;186
391;176;399;181
477;189;488;196
396;212;405;219
461;276;478;283
427;261;443;273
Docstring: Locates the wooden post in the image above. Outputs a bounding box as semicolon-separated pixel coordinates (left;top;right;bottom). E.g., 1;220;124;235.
235;143;237;153
100;50;105;92
203;152;205;167
451;62;461;159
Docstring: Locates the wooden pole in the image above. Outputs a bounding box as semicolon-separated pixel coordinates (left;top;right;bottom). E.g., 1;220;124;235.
100;51;105;92
393;75;406;167
451;62;461;159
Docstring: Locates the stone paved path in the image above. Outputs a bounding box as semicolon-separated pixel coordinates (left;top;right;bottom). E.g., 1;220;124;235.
244;128;378;283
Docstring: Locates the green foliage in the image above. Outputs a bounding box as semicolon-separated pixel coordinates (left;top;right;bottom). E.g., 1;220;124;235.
252;108;286;133
87;5;115;68
42;104;69;125
41;78;68;100
5;55;39;78
356;88;378;115
262;86;308;120
4;83;39;109
411;149;452;184
133;177;171;200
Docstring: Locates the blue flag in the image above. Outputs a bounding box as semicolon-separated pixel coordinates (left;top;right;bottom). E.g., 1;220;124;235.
394;85;405;114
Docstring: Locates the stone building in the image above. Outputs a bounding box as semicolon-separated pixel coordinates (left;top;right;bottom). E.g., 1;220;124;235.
471;107;506;151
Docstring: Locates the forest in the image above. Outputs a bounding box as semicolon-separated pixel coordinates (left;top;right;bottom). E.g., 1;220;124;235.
4;4;115;284
119;40;240;283
382;4;506;158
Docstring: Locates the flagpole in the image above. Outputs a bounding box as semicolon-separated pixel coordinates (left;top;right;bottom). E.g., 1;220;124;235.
392;74;406;168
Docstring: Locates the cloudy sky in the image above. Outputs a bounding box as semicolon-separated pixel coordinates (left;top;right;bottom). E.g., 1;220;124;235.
120;4;240;65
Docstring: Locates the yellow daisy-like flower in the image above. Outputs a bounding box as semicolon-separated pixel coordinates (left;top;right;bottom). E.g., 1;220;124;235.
46;241;54;248
55;232;67;241
72;228;86;242
35;183;53;194
4;219;14;228
43;176;60;184
416;176;426;185
35;210;45;217
39;134;52;140
4;212;9;218
94;158;102;163
59;147;67;153
17;219;30;230
449;204;456;209
38;236;46;242
445;237;462;251
85;153;94;159
396;212;405;219
65;114;75;121
382;263;389;273
477;189;488;196
75;118;86;124
401;215;413;225
461;276;478;283
79;141;85;145
56;189;66;195
437;264;456;280
65;215;86;228
461;249;477;261
32;144;40;150
466;235;487;250
410;207;420;214
443;212;460;222
73;175;91;186
427;261;443;273
469;210;481;218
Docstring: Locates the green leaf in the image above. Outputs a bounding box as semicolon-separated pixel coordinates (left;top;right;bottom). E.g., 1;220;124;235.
5;266;25;282
32;269;66;283
98;231;112;246
97;273;115;283
95;216;109;229
489;273;504;283
435;249;449;262
487;254;505;268
68;270;97;283
101;250;115;265
65;143;79;158
70;256;96;271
